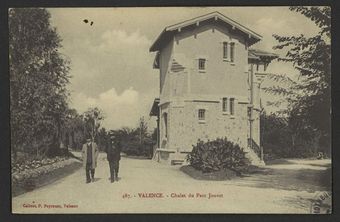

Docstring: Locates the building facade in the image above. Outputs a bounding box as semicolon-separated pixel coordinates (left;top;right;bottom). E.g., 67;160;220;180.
149;12;277;165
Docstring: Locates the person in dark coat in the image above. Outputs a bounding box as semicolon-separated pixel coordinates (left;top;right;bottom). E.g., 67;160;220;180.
106;134;121;183
82;138;99;183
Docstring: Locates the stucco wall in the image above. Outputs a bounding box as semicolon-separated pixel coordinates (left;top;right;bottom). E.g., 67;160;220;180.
159;40;174;97
173;22;249;97
166;99;249;152
159;102;170;149
156;20;261;156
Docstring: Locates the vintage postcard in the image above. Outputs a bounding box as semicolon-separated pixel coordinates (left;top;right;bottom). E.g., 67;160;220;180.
10;7;331;214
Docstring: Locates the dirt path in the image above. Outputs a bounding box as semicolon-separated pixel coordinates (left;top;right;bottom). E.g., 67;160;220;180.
12;153;331;214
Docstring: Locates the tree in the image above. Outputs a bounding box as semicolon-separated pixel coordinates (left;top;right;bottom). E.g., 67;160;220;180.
136;117;155;157
97;127;109;152
110;117;156;157
9;8;70;158
137;116;148;146
110;127;139;155
261;112;317;158
83;107;104;141
264;6;331;155
61;108;83;150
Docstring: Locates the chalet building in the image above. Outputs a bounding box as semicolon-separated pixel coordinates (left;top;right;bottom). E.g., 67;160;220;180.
149;12;278;165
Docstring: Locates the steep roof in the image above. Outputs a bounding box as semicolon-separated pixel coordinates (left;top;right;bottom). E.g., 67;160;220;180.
150;11;263;52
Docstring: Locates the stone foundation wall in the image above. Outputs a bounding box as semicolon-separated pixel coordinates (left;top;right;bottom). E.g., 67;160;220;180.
167;99;249;152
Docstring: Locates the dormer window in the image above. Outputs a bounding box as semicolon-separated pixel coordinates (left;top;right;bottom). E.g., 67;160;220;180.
198;58;206;71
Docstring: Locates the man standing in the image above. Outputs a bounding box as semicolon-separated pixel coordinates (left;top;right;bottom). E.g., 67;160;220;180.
82;138;99;183
106;134;121;183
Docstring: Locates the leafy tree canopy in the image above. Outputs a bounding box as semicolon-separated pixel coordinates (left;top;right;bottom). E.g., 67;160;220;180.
263;6;331;153
9;8;70;157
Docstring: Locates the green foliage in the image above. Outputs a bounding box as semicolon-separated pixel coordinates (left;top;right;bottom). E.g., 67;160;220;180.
60;109;86;150
264;6;331;155
187;138;250;173
261;112;323;159
96;128;109;152
9;8;71;157
83;107;104;140
9;8;108;159
59;107;107;151
110;117;156;157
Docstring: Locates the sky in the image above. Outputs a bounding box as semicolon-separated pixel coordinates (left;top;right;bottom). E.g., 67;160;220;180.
48;7;321;130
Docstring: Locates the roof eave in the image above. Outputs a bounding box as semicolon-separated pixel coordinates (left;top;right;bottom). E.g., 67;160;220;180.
150;29;173;52
165;12;262;40
150;11;262;52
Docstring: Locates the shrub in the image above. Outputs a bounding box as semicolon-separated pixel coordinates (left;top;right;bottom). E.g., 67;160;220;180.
187;138;250;173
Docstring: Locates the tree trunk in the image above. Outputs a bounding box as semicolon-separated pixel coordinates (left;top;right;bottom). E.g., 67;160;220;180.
291;134;296;156
71;131;74;150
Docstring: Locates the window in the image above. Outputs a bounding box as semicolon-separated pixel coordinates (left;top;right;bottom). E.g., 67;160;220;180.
230;42;235;62
223;42;228;59
222;41;235;62
222;97;228;112
230;98;235;115
198;109;205;121
223;97;235;115
163;113;168;138
198;58;206;71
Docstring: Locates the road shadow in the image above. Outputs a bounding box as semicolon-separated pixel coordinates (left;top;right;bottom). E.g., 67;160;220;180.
93;178;101;182
123;155;152;160
177;159;332;193
106;177;121;182
308;163;332;168
266;159;296;165
180;165;239;181
235;165;331;193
